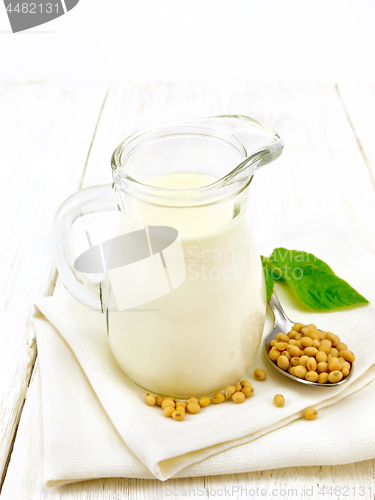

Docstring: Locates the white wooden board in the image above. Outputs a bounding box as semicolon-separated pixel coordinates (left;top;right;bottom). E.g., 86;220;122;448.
0;81;107;481
1;81;375;499
84;81;375;253
2;363;375;500
338;82;375;185
3;363;374;499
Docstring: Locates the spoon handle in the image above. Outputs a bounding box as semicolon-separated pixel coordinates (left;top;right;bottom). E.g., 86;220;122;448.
269;293;294;332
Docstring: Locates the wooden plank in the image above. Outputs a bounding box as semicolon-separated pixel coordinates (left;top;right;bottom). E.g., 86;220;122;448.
1;363;205;498
3;81;375;497
0;362;43;499
84;81;375;253
205;465;375;500
0;81;107;484
337;82;375;186
3;366;374;499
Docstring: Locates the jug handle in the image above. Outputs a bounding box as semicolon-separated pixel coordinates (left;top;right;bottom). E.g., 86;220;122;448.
53;183;116;311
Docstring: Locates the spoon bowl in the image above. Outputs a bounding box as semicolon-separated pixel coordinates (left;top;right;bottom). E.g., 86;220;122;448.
265;294;353;387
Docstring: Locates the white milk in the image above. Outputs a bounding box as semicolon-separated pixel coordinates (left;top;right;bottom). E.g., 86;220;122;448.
106;173;266;398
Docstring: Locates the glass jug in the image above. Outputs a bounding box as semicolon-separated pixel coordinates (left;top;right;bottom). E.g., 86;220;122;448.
53;116;283;398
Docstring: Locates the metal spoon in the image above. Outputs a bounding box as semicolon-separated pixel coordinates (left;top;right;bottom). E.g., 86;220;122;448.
265;293;352;386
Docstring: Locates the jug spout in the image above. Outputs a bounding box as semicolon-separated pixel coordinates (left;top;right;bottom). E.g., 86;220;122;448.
111;114;283;207
203;115;284;186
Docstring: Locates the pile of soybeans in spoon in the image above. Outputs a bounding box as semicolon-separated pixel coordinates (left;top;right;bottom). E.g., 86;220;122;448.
267;323;355;384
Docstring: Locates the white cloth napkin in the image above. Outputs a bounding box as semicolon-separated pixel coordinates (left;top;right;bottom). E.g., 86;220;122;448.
34;233;375;487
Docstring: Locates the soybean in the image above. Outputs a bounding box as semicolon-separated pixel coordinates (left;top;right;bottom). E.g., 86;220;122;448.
212;392;225;404
305;371;319;382
319;341;332;354
299;355;309;367
164;406;175;418
224;386;236;400
276;333;290;343
336;342;348;351
155;395;165;407
316;351;328;363
306;358;317;372
232;392;245;404
307;330;320;341
301;337;313;348
275;342;288;351
241;386;254;398
291;356;300;366
295;365;308;379
273;394;285;407
317;372;329;384
317;362;329;373
161;399;175;410
340;350;355;363
277;355;290;371
145;393;156;406
241;380;252;387
287;345;301;357
187;402;201;414
199;397;211;407
328;371;343;383
172;411;185;421
254;368;267;381
293;323;304;332
304;347;318;357
329;360;342;372
304;408;318;420
186;397;198;404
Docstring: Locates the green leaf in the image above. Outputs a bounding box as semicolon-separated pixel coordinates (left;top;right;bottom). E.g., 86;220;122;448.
261;255;274;302
261;247;369;311
284;264;369;311
267;247;334;280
